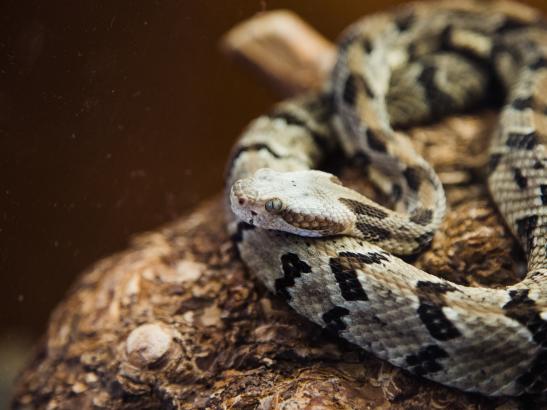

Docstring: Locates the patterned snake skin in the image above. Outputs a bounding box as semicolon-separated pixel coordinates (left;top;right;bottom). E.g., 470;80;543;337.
225;0;547;397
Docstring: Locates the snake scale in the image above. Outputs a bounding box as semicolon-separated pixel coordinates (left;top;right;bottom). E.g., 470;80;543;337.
225;0;547;397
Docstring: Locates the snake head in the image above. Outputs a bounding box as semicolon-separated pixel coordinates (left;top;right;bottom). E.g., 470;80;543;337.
230;168;355;237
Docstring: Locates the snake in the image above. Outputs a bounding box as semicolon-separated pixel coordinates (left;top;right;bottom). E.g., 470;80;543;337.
225;0;547;398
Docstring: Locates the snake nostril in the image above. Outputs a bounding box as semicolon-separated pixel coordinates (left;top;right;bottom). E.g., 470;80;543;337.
238;198;245;205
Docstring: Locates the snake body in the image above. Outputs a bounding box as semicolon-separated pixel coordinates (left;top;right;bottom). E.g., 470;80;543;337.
226;0;547;397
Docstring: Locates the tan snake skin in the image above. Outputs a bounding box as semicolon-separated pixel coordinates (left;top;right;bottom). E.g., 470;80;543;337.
226;0;547;397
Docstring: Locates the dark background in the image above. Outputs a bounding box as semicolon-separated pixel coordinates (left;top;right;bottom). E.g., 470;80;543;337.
1;0;546;398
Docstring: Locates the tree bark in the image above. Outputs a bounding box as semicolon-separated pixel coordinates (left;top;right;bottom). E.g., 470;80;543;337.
12;9;534;409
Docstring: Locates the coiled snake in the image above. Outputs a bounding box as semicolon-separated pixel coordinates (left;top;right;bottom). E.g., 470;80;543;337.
225;0;547;397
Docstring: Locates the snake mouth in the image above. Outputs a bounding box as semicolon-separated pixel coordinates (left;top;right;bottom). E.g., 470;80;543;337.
230;181;262;223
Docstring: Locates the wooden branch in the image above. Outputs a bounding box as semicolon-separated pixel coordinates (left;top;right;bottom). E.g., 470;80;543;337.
220;10;335;96
12;9;532;410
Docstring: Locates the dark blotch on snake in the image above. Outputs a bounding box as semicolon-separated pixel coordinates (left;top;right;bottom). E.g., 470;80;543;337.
417;64;456;117
362;38;373;54
232;221;255;243
339;197;388;219
229;143;282;175
394;10;415;32
541;185;547;205
344;72;375;103
391;183;403;202
417;304;462;341
403;166;422;192
366;128;387;152
414;231;434;253
356;222;392;242
271;109;327;144
410;208;433;226
269;110;331;152
227;143;284;179
329;255;369;301
270;111;307;127
406;344;449;376
275;253;312;301
528;56;547;71
511;96;534;111
495;17;531;34
506;131;538;150
338;251;389;265
322;306;350;335
342;74;357;106
416;281;462;341
503;289;547;346
362;78;375;99
513;167;528;189
352;151;372;168
416;281;457;302
440;25;454;49
517;351;547;394
516;215;538;253
491;40;523;66
488;153;503;174
406;43;417;60
503;289;547;393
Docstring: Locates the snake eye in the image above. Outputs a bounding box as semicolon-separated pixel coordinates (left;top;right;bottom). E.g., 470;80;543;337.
265;198;283;214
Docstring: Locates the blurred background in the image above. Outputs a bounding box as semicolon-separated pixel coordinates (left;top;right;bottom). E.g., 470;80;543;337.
1;0;546;405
